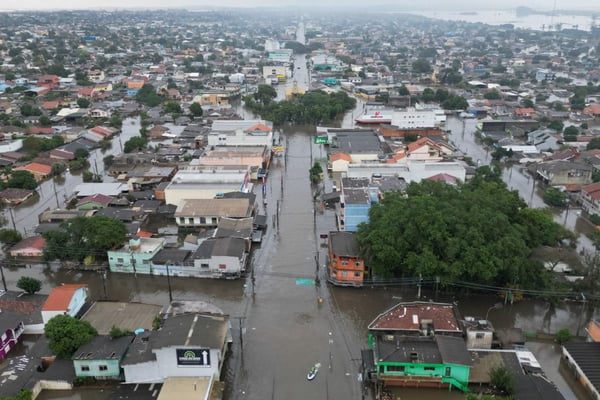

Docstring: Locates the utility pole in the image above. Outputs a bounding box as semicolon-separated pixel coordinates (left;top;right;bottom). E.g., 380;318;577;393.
0;262;7;291
8;207;16;231
166;262;173;303
52;179;60;208
233;316;246;352
417;273;422;299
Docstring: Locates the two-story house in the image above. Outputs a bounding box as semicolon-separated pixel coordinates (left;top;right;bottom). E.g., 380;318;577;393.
108;237;165;274
0;310;25;361
328;231;365;287
580;182;600;216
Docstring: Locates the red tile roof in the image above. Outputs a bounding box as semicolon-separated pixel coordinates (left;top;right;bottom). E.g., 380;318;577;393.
330;152;351;162
583;182;600;201
368;302;462;333
515;108;536;115
583;104;600;115
247;123;272;132
427;173;458;184
10;236;46;252
407;137;437;153
14;162;52;175
42;284;87;311
77;193;113;207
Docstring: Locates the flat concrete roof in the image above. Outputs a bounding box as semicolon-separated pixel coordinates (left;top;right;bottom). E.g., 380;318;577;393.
158;377;211;400
82;301;163;335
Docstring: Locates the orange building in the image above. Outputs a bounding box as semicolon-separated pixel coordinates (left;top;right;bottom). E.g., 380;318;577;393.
328;231;365;287
587;320;600;342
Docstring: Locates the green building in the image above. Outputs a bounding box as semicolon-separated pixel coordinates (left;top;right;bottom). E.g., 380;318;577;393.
107;237;165;274
362;301;471;392
72;335;133;379
367;335;471;392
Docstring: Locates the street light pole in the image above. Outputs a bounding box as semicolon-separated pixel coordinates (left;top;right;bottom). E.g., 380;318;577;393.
166;261;173;303
485;303;503;322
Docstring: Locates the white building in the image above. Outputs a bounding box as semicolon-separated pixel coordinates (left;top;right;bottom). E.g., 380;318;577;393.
346;161;466;183
192;237;248;279
122;313;230;383
391;108;437;130
264;39;281;53
228;73;245;84
208;120;273;148
164;168;251;206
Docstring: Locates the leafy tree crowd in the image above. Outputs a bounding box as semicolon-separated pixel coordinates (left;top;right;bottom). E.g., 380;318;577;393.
357;167;575;288
244;86;356;126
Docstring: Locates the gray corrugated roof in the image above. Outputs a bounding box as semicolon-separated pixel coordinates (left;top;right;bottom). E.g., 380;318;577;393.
193;237;246;259
330;231;360;257
72;335;133;360
122;314;229;366
564;342;600;393
436;335;471;366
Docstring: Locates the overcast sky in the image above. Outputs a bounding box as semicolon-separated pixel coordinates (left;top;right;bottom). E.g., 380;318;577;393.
1;0;598;11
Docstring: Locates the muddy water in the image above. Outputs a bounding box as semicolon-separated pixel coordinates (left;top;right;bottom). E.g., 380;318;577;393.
2;117;141;235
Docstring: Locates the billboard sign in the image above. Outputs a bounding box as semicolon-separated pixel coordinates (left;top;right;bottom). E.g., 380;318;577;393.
176;348;211;366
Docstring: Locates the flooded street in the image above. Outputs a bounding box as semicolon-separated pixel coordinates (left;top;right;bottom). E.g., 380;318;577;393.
3;117;141;235
3;26;597;400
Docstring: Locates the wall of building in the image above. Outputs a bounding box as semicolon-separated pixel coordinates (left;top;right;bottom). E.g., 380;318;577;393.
377;362;469;390
124;347;222;383
341;203;371;232
73;359;121;378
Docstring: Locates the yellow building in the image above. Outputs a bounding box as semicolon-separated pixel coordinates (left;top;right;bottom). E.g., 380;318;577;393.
285;81;306;100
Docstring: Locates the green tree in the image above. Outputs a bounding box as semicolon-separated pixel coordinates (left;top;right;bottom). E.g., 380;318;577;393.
108;325;133;338
163;102;182;114
484;91;501;100
255;84;277;105
0;389;33;400
16;276;41;294
548;120;564;132
39;115;52;126
398;85;410;96
77;98;90;108
422;88;435;102
0;229;22;245
109;115;123;129
135;84;163;107
587;137;600;150
564;126;579;137
490;366;514;395
19;104;42;117
522;99;535;108
309;162;323;184
42;216;127;262
555;328;572;344
51;163;66;176
45;315;97;359
442;95;469;110
356;174;573;286
189;102;203;118
412;58;432;74
103;155;115;167
74;148;89;160
7;170;37;190
544;187;568;207
124;136;148;153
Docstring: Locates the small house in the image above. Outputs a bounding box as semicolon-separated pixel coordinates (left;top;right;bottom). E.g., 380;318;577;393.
42;284;89;325
72;335;133;379
327;231;365;287
9;236;46;258
192;237;247;279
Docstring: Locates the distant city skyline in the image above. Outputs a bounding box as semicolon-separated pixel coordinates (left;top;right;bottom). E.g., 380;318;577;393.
1;0;598;12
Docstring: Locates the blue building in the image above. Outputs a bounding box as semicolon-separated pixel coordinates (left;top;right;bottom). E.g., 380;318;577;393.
338;177;379;232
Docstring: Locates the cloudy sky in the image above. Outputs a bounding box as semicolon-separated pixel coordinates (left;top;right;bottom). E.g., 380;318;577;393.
1;0;598;11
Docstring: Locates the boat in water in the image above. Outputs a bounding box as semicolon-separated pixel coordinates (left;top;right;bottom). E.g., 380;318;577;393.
307;363;321;380
355;111;392;124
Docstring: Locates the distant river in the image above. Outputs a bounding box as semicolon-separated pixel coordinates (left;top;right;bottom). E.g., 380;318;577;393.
406;9;595;31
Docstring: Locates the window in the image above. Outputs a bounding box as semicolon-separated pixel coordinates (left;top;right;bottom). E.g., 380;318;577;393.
81;365;90;371
475;332;485;339
355;261;361;267
188;218;194;225
117;258;124;263
201;263;209;268
424;367;435;371
354;272;361;278
341;260;348;266
99;365;108;371
200;217;206;224
143;260;150;265
341;271;348;277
